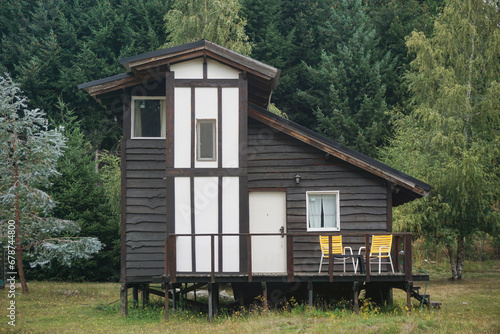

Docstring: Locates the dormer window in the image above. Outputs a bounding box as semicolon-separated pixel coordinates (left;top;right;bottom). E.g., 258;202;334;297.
132;97;166;138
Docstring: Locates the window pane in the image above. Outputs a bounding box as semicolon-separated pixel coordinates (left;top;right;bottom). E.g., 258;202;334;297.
322;194;337;228
308;193;337;229
134;99;164;137
198;120;216;160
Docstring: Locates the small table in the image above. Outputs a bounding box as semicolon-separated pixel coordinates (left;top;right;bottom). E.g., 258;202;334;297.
331;254;365;274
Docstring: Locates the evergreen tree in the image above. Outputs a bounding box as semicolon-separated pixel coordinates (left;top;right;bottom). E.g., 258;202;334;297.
382;0;500;280
25;100;120;282
0;75;102;293
165;0;252;56
242;0;293;69
0;0;172;150
366;0;443;108
299;0;392;157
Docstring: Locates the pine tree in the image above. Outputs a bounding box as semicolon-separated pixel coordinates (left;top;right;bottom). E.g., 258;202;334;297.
0;75;102;293
24;100;120;282
299;0;392;157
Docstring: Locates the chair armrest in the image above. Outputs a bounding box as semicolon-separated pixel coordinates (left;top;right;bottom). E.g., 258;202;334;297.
344;246;354;255
358;246;366;255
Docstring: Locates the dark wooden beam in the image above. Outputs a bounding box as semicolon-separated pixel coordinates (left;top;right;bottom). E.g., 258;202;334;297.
165;71;175;240
190;177;196;272
239;72;249;273
165;168;246;177
191;87;195;168
175;79;238;87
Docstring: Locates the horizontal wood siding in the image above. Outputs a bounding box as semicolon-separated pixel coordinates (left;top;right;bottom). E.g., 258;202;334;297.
125;139;167;280
247;119;389;273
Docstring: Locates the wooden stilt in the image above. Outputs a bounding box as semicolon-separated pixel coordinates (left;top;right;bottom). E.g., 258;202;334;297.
238;288;244;307
406;281;413;312
208;283;213;321
172;284;176;312
353;282;359;315
132;286;138;308
261;282;268;310
142;284;149;309
213;283;219;318
165;283;170;321
120;284;128;316
308;281;313;307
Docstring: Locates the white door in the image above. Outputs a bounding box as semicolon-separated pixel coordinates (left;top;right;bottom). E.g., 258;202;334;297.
249;191;287;273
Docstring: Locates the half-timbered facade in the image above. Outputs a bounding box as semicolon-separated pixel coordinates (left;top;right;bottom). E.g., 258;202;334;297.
79;40;433;317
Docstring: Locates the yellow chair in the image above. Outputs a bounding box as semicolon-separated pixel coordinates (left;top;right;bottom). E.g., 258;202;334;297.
358;235;394;273
318;236;356;273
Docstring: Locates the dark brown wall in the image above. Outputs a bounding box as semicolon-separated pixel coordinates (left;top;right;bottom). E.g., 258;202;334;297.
125;139;166;281
123;118;391;281
247;119;389;272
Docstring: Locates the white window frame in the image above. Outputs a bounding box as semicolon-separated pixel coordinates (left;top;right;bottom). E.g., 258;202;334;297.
306;191;340;232
196;119;217;161
131;96;166;139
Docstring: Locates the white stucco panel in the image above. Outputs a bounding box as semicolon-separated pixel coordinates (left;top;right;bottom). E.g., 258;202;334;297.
222;88;239;168
175;177;192;272
174;87;192;168
207;58;240;79
171;58;204;79
194;177;219;272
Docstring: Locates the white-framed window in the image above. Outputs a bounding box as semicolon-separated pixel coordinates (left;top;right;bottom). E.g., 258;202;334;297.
306;191;340;231
196;119;216;161
131;97;166;138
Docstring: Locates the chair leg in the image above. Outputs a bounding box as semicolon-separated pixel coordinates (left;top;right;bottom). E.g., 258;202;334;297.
319;254;324;273
388;254;395;273
379;257;382;274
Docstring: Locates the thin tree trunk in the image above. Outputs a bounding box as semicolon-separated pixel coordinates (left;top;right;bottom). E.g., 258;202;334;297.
14;150;29;294
456;236;465;280
446;244;459;281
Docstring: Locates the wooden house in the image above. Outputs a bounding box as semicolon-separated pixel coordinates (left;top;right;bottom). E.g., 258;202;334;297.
79;40;433;318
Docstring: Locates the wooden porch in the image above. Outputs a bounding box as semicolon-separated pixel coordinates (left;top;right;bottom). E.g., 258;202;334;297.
120;232;434;320
162;232;423;285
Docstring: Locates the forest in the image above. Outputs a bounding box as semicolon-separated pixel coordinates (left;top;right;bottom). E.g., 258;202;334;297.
0;0;498;283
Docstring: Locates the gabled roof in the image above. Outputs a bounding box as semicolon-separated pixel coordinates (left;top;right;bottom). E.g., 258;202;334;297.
248;103;431;206
78;40;280;108
78;41;430;205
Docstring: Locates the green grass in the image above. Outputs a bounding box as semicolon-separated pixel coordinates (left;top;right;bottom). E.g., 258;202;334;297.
1;262;499;333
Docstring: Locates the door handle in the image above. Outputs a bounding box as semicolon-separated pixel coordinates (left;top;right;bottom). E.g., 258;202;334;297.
279;226;285;238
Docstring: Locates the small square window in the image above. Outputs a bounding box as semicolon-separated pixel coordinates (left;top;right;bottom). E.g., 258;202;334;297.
132;98;166;138
307;191;340;231
197;119;216;161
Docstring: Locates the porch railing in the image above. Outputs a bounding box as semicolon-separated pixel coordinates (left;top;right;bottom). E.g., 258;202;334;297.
164;232;413;284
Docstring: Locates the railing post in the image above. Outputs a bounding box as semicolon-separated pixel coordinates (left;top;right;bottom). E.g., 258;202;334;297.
404;234;412;281
287;234;294;282
164;239;169;278
365;235;370;282
247;235;252;282
170;235;177;284
328;235;333;282
211;235;215;283
394;235;401;272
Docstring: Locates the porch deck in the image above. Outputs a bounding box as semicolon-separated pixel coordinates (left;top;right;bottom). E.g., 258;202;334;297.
160;232;421;285
165;272;429;283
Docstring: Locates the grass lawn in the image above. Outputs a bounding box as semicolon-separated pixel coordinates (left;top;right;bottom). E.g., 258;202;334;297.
1;262;499;333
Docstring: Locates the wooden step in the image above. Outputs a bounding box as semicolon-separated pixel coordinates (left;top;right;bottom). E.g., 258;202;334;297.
429;301;442;308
